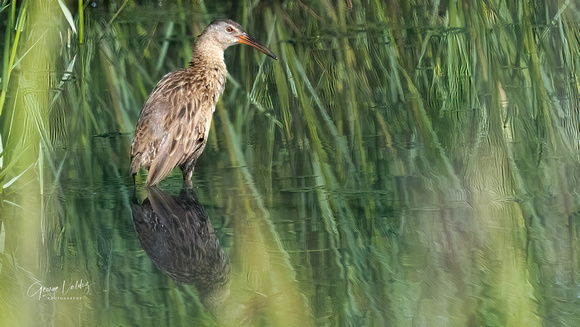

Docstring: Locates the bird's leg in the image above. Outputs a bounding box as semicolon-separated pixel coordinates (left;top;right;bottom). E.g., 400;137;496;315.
181;159;196;189
183;179;193;189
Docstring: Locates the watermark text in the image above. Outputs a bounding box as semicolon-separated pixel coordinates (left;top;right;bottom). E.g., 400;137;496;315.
27;279;91;301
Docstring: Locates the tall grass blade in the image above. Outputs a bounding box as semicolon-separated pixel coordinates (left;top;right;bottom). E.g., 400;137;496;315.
58;0;77;34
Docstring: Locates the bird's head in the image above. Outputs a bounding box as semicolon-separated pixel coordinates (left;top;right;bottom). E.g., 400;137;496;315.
201;19;277;60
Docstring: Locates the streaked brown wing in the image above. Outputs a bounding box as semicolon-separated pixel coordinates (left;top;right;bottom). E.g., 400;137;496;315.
146;101;207;186
130;70;208;186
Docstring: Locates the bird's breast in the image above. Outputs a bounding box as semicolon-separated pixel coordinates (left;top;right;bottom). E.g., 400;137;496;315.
208;68;227;110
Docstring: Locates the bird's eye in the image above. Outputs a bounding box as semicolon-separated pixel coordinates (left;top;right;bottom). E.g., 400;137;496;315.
226;26;233;33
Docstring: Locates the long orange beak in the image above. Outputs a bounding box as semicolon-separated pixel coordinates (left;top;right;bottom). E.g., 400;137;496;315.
238;33;278;60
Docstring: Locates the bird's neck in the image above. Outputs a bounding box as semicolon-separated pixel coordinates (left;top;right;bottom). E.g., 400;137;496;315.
186;37;229;113
188;38;227;72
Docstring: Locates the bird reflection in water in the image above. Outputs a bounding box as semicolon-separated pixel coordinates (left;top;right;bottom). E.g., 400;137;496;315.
131;187;230;312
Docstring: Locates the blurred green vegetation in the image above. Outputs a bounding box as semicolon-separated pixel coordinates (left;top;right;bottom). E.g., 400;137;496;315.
1;0;580;326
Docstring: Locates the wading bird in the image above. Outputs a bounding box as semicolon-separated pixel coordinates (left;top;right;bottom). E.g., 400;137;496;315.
130;19;277;188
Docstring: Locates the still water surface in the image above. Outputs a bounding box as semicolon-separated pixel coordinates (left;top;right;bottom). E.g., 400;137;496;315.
2;1;580;326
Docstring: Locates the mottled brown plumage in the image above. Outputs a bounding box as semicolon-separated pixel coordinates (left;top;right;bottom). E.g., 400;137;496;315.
131;19;277;187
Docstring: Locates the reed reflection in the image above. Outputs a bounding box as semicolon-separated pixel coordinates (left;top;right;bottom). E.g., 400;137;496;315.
130;187;230;312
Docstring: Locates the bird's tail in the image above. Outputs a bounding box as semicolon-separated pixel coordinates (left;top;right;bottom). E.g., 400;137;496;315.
146;149;180;187
130;154;142;177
